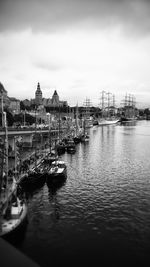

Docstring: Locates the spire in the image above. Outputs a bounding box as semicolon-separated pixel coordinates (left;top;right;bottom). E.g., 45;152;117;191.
36;82;42;93
53;90;58;96
52;89;59;106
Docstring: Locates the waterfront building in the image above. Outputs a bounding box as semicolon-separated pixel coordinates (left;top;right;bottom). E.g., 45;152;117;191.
9;97;20;114
0;82;10;109
43;89;68;108
33;83;68;108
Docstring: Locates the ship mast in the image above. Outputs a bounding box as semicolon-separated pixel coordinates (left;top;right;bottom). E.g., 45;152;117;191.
0;112;9;197
0;95;8;196
75;103;79;136
106;92;112;117
99;90;106;118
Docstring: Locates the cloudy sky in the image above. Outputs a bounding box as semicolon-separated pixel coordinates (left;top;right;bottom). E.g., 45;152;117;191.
0;0;150;107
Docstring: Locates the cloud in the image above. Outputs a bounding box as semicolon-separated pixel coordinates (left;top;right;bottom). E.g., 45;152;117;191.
0;0;150;37
35;60;63;72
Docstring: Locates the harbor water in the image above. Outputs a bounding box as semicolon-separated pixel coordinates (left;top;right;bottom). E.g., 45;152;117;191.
7;120;150;266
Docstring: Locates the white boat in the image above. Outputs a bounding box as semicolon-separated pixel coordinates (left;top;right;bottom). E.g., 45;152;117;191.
98;118;119;126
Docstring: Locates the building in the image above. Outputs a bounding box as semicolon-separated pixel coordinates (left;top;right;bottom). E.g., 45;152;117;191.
35;83;68;108
0;82;10;109
51;90;59;106
35;82;42;105
21;83;68;111
9;97;20;114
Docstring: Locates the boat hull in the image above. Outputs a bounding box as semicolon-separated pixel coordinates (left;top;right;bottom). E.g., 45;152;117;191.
98;119;119;126
0;203;28;237
19;172;46;191
47;169;67;181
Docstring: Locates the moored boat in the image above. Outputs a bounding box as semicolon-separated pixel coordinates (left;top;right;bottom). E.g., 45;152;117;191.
46;160;67;182
66;139;76;153
0;195;27;237
98;118;119;126
19;164;47;190
120;116;137;123
44;150;58;164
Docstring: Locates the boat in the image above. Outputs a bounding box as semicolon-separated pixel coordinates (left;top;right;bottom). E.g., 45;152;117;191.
19;161;47;190
46;160;67;182
98;118;119;126
73;135;82;144
56;141;66;155
119;116;137;123
73;104;83;144
93;119;99;126
85;118;93;128
98;91;119;126
0;193;27;237
80;119;90;142
66;139;76;153
119;94;137;123
44;150;58;164
0;111;27;237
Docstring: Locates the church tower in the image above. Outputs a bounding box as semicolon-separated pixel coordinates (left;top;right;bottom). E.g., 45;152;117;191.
35;82;42;105
52;90;59;106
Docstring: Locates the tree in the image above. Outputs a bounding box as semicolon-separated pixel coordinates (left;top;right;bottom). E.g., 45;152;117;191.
144;108;150;115
20;101;25;111
0;109;14;126
14;113;35;125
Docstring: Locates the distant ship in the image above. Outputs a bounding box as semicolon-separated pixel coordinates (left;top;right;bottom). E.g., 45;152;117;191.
120;94;137;123
98;91;119;126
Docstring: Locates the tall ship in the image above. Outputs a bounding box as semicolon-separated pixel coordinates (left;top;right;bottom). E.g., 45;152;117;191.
98;91;119;125
120;94;137;122
0;107;27;237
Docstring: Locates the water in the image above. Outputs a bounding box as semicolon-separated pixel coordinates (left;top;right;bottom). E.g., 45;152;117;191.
7;120;150;266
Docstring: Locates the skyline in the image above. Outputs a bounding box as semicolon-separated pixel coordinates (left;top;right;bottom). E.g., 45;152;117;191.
0;0;150;108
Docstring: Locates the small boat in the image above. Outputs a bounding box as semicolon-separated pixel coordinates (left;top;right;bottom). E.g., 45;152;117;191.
56;141;66;155
81;133;90;142
93;119;99;126
66;140;76;153
44;150;58;164
46;160;67;182
73;135;81;144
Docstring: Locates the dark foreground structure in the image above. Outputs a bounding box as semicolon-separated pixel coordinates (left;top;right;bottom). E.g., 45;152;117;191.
0;238;40;267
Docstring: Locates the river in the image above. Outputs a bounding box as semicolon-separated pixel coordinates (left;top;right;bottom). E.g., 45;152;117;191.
6;120;150;266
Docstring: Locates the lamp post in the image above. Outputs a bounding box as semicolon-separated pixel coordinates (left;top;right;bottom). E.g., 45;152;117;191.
23;110;26;127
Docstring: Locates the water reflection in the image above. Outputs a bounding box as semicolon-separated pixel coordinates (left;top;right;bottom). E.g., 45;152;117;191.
47;178;67;197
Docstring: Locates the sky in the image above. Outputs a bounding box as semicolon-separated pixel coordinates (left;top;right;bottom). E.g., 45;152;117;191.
0;0;150;107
